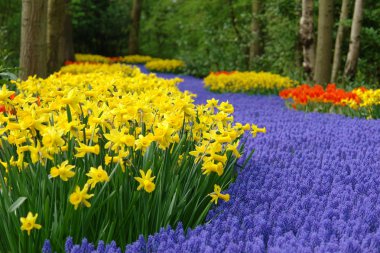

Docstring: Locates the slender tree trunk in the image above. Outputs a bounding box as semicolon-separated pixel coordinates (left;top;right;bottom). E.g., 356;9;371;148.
61;7;75;62
331;0;350;83
47;0;66;74
300;0;315;81
344;0;364;80
314;0;334;84
19;0;48;80
249;0;263;68
128;0;143;55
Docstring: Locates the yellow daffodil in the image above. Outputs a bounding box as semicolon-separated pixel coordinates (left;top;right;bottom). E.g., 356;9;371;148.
20;212;42;236
0;85;15;102
86;165;109;189
134;169;156;193
69;184;94;210
41;126;65;154
209;184;230;204
201;161;224;176
226;141;241;158
251;124;266;137
218;101;234;114
135;134;154;152
50;160;75;181
104;128;135;151
75;142;100;157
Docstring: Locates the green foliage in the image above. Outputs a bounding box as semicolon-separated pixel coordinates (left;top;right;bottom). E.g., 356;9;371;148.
139;0;304;79
139;0;252;77
0;0;21;68
258;0;302;79
357;1;380;88
0;48;18;88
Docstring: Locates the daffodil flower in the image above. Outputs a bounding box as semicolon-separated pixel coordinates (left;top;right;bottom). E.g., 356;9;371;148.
209;184;230;204
86;166;109;189
69;184;94;210
134;169;156;193
20;212;42;236
50;160;75;181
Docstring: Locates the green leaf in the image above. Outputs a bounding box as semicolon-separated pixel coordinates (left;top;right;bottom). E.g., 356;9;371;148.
7;197;27;213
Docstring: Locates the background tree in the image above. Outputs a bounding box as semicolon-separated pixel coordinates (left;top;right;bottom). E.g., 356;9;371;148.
128;0;143;55
60;7;75;62
249;0;263;68
1;0;379;86
344;0;364;80
314;0;334;83
19;0;48;80
300;0;315;81
331;0;350;83
47;0;67;73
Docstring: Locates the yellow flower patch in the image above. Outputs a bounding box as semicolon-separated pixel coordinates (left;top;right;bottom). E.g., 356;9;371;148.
204;71;298;94
145;59;186;73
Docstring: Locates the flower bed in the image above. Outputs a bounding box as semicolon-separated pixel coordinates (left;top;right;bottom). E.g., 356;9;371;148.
145;59;186;73
42;82;380;252
0;63;262;252
203;71;298;94
121;55;153;64
60;62;139;75
74;54;112;63
280;84;380;119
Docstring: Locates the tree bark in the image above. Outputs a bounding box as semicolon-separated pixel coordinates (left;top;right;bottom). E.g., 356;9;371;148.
344;0;364;80
47;0;66;74
249;0;263;68
314;0;334;84
300;0;315;81
128;0;143;55
331;0;350;83
61;7;75;62
19;0;48;80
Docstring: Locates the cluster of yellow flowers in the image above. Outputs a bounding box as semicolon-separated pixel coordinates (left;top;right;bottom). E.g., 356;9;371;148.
145;59;186;73
340;88;380;119
0;62;264;238
204;71;298;94
74;54;111;63
122;55;153;64
352;88;380;108
60;62;139;75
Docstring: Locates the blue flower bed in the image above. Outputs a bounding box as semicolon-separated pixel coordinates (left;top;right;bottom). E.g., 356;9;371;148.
44;72;380;253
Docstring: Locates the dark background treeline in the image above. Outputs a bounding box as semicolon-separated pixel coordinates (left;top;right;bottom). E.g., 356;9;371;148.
0;0;379;87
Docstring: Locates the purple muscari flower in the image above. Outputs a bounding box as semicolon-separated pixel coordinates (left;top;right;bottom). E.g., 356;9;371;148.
42;240;52;253
65;237;74;252
105;241;120;253
125;235;145;253
96;240;105;253
70;245;81;253
79;238;95;253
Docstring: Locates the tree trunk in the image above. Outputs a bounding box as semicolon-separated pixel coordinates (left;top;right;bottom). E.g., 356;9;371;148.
331;0;350;83
300;0;315;81
314;0;334;84
19;0;48;80
47;0;66;74
249;0;263;68
344;0;364;80
128;0;143;55
61;7;75;62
